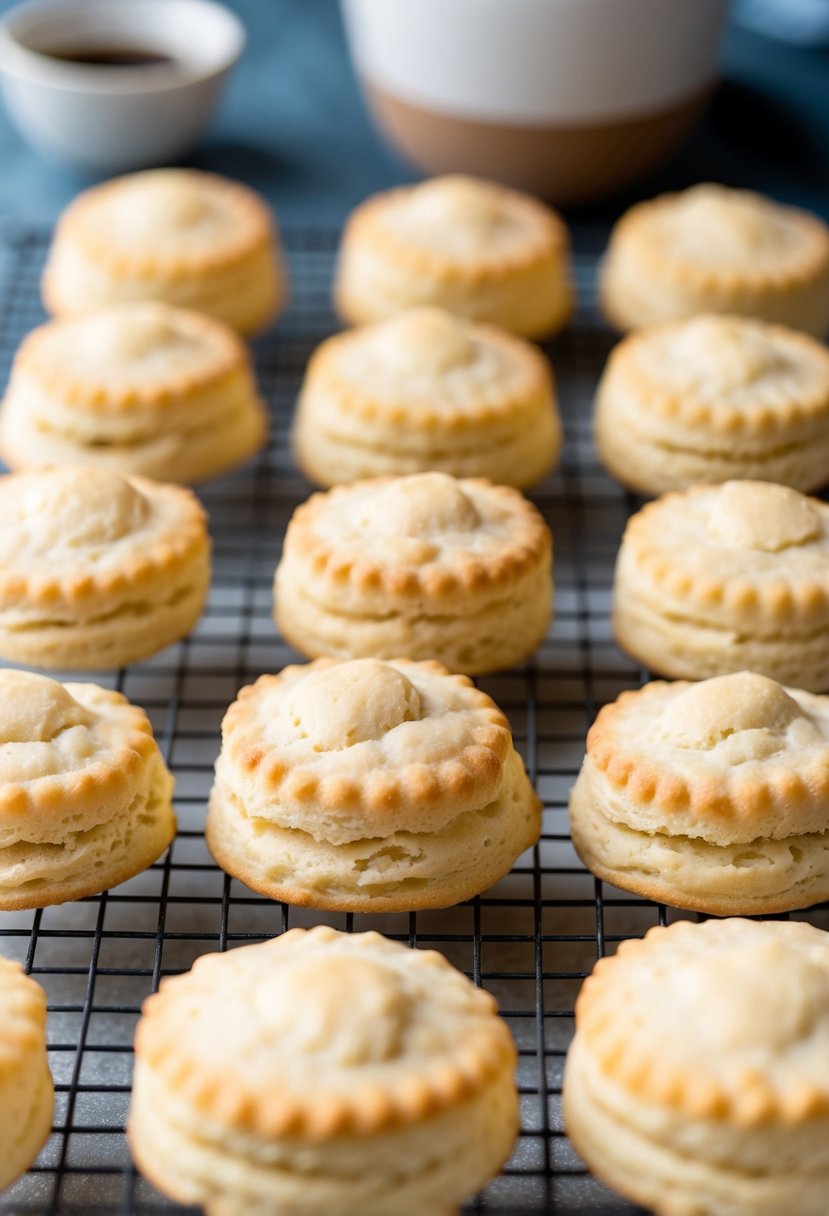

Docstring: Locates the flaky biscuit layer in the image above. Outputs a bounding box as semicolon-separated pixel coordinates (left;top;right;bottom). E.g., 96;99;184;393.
334;176;573;338
0;304;267;483
613;480;829;688
274;473;553;675
600;184;829;337
596;315;829;494
207;748;539;912
205;659;539;910
0;961;53;1191
292;308;561;489
0;671;175;910
42;170;288;336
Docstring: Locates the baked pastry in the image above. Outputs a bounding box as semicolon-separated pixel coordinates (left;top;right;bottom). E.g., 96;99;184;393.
0;466;210;670
206;657;540;910
0;958;53;1189
0;303;267;483
570;670;829;914
613;479;829;690
129;926;519;1215
41;169;288;336
564;917;829;1216
595;315;829;494
0;669;175;910
274;472;553;675
292;307;562;488
600;183;829;338
334;175;573;338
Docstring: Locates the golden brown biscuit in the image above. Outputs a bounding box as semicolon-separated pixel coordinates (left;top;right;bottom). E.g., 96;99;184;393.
613;480;829;690
292;307;561;488
334;175;573;338
564;918;829;1216
595;315;829;494
129;926;519;1216
0;958;53;1190
42;169;288;336
206;657;540;910
0;303;267;483
0;669;175;910
274;472;553;675
0;466;210;670
570;671;829;914
600;184;829;338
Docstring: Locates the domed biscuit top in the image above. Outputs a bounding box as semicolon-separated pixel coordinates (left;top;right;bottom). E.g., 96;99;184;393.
366;175;568;272
129;926;519;1215
134;926;516;1139
0;670;156;815
620;185;829;286
50;169;274;273
0;466;210;669
575;918;829;1124
335;175;573;338
0;467;206;598
600;184;829;338
583;672;829;844
618;481;829;626
280;473;550;601
314;307;553;420
217;657;512;842
612;316;829;421
11;303;245;409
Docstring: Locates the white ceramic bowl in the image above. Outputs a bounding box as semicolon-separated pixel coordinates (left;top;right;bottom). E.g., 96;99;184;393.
0;0;244;173
342;0;730;204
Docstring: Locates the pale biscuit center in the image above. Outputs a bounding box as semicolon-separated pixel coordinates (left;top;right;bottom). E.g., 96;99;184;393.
654;672;804;755
0;671;89;743
256;955;408;1064
706;481;821;551
373;308;476;376
285;660;422;749
658;317;785;393
667;186;792;265
669;941;829;1052
362;473;481;537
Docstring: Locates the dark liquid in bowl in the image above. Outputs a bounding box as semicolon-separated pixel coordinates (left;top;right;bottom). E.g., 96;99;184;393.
39;46;173;66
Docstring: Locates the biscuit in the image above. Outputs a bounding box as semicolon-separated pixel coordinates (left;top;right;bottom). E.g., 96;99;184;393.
42;169;288;336
206;657;540;911
0;958;53;1190
292;307;562;488
570;671;829;914
0;466;210;670
334;175;573;338
0;669;175;910
600;183;829;338
274;472;553;675
613;479;829;690
595;315;829;494
564;917;829;1216
0;303;267;483
129;925;519;1216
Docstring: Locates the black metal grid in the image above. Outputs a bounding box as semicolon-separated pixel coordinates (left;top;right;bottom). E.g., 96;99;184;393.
1;224;808;1216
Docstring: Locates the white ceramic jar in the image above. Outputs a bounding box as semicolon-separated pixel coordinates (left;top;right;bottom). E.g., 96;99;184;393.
341;0;730;204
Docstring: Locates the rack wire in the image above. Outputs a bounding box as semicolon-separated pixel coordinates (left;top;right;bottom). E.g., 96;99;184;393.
2;223;809;1216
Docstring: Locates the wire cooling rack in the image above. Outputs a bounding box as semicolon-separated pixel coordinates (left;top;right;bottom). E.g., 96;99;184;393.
2;225;825;1216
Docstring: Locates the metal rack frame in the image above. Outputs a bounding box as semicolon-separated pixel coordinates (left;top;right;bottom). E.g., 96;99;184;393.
0;225;771;1216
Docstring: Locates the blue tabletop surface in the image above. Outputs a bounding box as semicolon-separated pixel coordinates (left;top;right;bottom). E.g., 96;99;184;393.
0;0;828;232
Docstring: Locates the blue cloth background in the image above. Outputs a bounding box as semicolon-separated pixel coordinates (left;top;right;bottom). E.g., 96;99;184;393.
0;0;827;230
